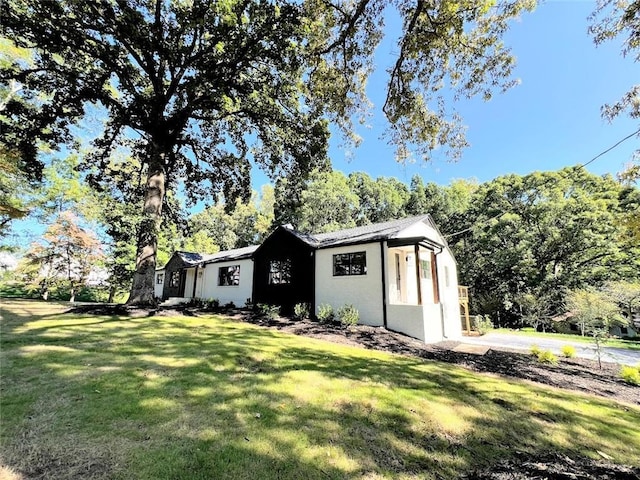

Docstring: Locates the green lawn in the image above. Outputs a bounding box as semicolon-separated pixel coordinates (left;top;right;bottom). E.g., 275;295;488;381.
493;328;640;351
1;300;639;480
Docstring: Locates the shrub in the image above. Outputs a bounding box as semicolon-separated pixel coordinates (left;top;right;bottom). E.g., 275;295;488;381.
561;345;576;358
244;298;253;309
293;303;310;320
204;298;220;311
620;365;640;386
257;303;280;320
536;350;558;365
474;315;493;335
188;298;205;308
337;304;359;329
223;301;236;310
530;344;542;357
317;303;334;323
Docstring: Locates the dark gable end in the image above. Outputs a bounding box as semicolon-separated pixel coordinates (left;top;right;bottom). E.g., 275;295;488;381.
252;226;315;314
161;252;189;300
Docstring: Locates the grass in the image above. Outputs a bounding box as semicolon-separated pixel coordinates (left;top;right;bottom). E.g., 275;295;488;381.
494;327;640;351
1;299;639;480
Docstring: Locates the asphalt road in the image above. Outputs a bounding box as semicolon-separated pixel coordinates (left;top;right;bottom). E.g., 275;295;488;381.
462;332;640;365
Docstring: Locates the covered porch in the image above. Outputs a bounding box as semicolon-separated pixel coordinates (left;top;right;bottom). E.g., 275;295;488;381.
383;237;459;342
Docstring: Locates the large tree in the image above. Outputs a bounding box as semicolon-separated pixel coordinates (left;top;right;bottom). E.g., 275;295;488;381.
449;168;640;325
20;211;104;302
2;0;535;304
590;0;640;184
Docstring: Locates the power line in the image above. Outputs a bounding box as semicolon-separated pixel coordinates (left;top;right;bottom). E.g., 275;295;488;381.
444;127;640;239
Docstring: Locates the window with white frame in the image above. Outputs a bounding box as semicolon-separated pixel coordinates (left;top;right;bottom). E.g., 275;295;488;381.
268;259;292;284
333;252;367;276
170;271;180;287
156;273;164;285
218;265;240;286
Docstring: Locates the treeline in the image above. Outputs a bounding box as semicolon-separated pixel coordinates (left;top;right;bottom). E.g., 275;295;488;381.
6;156;639;324
182;167;639;326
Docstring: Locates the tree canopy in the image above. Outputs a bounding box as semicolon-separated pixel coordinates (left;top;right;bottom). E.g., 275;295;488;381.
2;0;536;304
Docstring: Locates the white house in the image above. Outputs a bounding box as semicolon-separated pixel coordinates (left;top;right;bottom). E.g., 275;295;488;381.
155;246;257;306
155;215;463;343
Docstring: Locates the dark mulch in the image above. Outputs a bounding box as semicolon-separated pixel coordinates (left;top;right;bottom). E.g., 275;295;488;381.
464;451;640;480
236;312;640;406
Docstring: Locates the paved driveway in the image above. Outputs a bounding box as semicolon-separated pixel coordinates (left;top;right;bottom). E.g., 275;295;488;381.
462;332;640;365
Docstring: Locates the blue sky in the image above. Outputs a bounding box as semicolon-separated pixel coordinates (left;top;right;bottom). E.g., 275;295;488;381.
253;0;639;188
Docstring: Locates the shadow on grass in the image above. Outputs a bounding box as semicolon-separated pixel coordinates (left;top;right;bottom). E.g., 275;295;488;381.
1;305;639;480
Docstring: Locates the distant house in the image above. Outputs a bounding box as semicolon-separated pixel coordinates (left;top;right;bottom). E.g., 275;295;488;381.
553;310;640;339
155;215;463;343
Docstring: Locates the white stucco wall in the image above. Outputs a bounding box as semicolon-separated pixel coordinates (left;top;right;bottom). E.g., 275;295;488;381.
436;248;462;341
387;301;444;343
199;259;254;307
396;221;441;242
315;243;384;326
422;303;445;343
154;270;165;299
387;305;426;341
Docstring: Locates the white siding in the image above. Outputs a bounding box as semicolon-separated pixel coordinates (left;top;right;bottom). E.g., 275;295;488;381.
199;259;254;307
396;222;441;242
315;243;384;326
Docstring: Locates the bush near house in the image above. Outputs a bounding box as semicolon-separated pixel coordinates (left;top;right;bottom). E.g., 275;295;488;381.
257;303;280;320
293;303;310;320
317;303;334;323
337;304;359;329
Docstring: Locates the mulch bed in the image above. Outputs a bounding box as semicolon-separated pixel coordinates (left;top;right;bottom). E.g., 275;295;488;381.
463;451;640;479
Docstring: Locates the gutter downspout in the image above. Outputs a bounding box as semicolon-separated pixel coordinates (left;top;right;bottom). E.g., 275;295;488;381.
380;240;387;328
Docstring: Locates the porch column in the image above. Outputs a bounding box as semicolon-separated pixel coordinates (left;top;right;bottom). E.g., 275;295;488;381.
430;251;440;304
414;244;422;306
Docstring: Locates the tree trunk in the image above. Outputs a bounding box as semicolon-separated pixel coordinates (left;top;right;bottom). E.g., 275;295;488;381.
107;285;116;304
69;285;75;303
127;154;166;306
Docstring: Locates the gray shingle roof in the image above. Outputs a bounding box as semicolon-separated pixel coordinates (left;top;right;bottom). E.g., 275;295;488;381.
203;245;258;264
175;251;219;266
174;245;258;267
160;215;438;270
311;215;434;248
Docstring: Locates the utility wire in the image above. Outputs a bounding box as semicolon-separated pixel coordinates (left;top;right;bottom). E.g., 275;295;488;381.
444;127;640;239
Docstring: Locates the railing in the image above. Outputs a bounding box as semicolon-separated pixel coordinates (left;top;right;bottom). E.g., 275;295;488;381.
458;285;469;303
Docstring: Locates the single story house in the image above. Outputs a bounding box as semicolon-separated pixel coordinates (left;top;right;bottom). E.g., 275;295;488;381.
155;215;463;343
553;310;640;339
